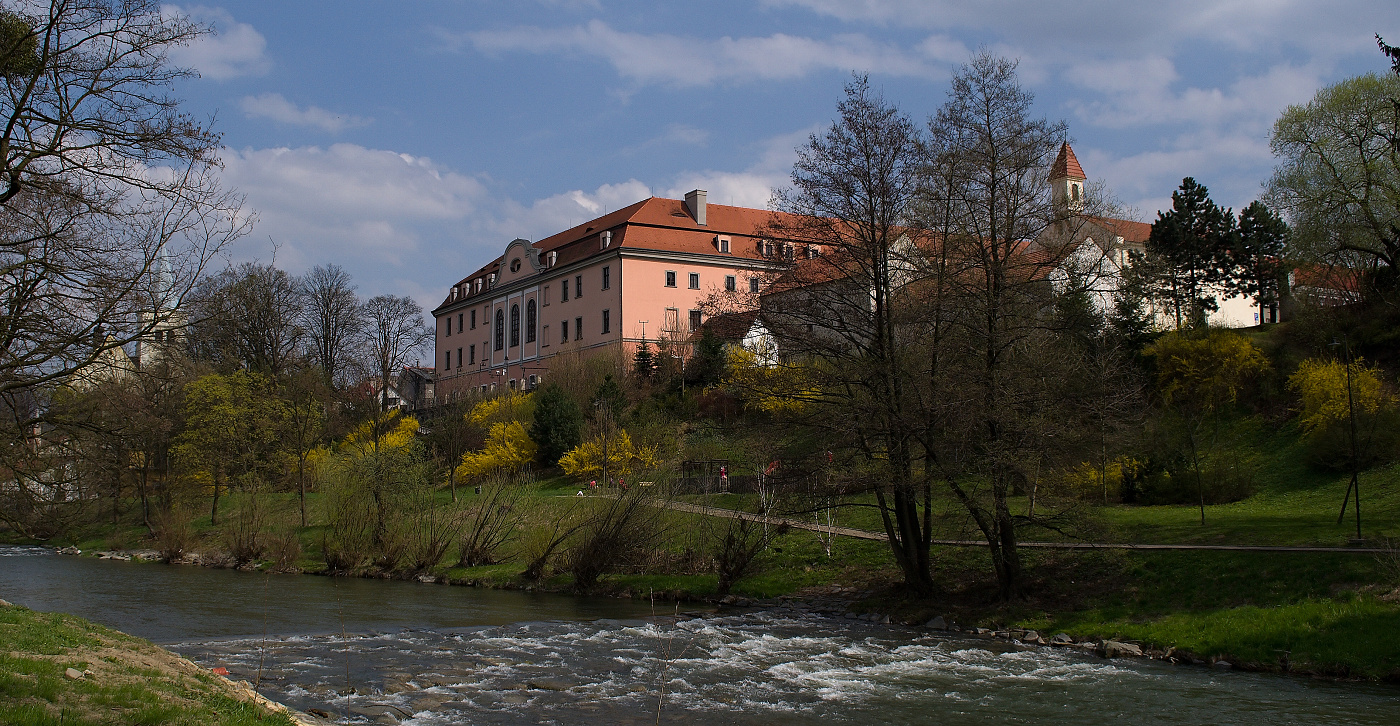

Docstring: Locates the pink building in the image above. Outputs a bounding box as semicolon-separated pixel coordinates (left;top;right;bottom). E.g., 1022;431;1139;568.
432;191;797;400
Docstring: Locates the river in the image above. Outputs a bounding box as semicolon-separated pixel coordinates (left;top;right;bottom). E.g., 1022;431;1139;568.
2;545;1396;724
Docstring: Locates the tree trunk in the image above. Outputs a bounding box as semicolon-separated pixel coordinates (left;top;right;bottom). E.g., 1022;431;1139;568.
139;455;152;535
298;456;307;528
210;470;221;526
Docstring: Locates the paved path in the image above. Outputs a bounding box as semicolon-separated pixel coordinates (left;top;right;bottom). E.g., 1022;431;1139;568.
652;498;1392;555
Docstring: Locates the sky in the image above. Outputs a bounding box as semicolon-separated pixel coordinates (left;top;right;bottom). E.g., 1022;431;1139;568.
162;1;1399;312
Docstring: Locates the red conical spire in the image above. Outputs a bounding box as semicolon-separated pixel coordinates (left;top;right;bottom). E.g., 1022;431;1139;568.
1049;142;1085;181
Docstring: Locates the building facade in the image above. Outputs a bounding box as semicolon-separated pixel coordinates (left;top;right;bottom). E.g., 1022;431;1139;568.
432;191;789;400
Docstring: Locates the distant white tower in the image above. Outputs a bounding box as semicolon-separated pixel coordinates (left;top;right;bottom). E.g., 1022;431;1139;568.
135;248;185;369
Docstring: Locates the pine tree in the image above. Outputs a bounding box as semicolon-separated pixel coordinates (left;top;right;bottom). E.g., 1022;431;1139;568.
1232;201;1290;321
687;328;728;387
633;339;655;379
529;383;582;467
1145;178;1239;329
591;374;627;422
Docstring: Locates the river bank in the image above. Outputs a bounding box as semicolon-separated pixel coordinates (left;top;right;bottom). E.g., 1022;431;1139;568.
0;598;311;726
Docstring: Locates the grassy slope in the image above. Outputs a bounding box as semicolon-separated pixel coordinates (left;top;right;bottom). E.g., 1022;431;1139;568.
0;602;297;726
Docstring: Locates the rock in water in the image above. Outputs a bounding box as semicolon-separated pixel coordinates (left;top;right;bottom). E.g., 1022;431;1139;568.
1051;632;1074;645
1102;641;1143;658
925;616;947;630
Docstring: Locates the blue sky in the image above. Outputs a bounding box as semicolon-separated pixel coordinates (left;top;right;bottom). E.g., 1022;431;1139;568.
165;1;1399;311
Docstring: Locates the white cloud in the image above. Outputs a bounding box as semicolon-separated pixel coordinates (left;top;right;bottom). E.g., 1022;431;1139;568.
165;5;271;79
451;20;941;86
239;93;370;133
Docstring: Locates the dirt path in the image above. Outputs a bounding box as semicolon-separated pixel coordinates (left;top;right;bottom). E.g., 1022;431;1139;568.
646;498;1392;554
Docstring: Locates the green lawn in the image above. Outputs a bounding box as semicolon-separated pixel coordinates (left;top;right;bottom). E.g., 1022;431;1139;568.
0;603;297;726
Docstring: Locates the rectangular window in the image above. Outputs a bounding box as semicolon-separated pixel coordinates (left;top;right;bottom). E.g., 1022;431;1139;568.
689;272;700;289
470;309;476;329
561;320;569;343
575;275;582;298
469;344;475;365
664;307;679;332
665;270;676;287
602;309;610;334
543;285;550;306
689;310;702;332
542;325;550;346
602;266;610;290
444;351;450;370
725;275;736;292
575;316;583;341
445;317;451;337
749;277;759;293
458;313;463;332
562;279;569;301
457;347;463;368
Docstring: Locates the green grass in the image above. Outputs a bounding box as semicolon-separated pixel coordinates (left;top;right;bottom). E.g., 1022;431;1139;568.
0;603;297;726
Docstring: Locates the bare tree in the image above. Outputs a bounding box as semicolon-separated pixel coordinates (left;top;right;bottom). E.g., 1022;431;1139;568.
300;264;362;386
0;1;246;521
758;75;939;595
916;52;1104;600
362;294;431;412
187;262;306;376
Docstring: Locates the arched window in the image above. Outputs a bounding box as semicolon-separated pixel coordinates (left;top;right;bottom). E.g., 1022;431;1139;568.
526;299;537;343
494;309;504;351
510;304;521;347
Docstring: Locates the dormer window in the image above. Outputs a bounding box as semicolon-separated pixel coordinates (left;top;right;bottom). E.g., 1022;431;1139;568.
600;230;612;249
510;258;521;273
716;235;731;253
548;251;558;267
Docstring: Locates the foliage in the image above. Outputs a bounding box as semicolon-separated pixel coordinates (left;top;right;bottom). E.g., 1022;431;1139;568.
557;428;657;481
1060;457;1142;501
1288;357;1399;469
457;476;523;567
456;421;537;479
469;390;534;427
1268;72;1400;292
530;383;583;466
341;410;420;456
171;371;288;524
1288;358;1391;434
1147;330;1270;411
724;348;821;413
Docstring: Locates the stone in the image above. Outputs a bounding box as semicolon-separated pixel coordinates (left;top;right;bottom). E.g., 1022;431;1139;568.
306;709;332;719
1022;630;1044;645
0;598;10;607
925;616;947;630
1102;641;1143;658
349;704;412;719
57;546;80;556
1051;633;1074;645
64;667;85;680
1213;660;1233;670
417;574;437;584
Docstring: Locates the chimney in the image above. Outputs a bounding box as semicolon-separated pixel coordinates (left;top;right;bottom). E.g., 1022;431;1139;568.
685;189;707;226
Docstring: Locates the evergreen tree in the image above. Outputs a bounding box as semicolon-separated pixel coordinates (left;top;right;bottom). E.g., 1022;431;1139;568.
1145;178;1239;329
633;339;655;379
529;383;583;467
687;328;729;387
1231;201;1290;321
591;374;628;422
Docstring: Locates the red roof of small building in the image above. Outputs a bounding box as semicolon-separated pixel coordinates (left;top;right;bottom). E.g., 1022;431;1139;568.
1050;142;1086;181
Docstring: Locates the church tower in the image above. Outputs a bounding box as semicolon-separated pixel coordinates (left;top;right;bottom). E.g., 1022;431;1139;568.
1049;142;1086;213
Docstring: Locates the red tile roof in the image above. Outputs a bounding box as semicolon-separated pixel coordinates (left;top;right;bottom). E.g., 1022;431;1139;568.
437;196;802;311
1050;142;1086;181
